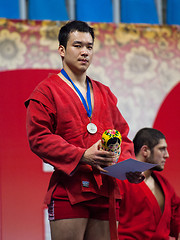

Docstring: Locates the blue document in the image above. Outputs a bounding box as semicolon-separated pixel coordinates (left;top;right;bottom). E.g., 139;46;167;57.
102;158;157;180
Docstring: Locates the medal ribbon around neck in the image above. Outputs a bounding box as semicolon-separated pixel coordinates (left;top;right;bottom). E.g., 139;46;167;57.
61;69;92;118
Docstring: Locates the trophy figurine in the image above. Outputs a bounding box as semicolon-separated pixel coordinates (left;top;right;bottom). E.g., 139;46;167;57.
101;129;122;163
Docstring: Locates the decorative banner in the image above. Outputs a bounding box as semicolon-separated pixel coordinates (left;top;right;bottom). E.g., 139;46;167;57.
0;19;180;138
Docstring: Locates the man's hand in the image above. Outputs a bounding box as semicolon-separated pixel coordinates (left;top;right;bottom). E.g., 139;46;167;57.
80;140;117;172
126;171;145;184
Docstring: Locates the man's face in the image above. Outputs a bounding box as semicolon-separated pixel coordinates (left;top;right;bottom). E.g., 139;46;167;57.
147;139;169;171
60;31;94;74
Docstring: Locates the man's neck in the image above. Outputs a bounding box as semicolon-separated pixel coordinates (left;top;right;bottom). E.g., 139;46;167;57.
144;170;152;180
136;155;152;180
62;66;87;87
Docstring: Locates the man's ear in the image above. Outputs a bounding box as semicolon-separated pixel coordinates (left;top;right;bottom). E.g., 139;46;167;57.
141;145;151;158
58;45;65;57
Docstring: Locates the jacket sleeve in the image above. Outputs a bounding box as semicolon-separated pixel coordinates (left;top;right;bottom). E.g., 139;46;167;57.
170;190;180;238
26;99;86;176
115;111;135;162
107;88;135;161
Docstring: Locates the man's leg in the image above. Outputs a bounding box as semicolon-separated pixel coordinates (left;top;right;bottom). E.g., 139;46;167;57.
50;218;88;240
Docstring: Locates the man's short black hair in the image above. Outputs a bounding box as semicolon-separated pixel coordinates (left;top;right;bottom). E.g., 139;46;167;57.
133;128;165;155
58;20;95;48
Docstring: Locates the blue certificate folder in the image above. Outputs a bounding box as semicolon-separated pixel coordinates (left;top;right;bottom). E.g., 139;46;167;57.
101;158;157;180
